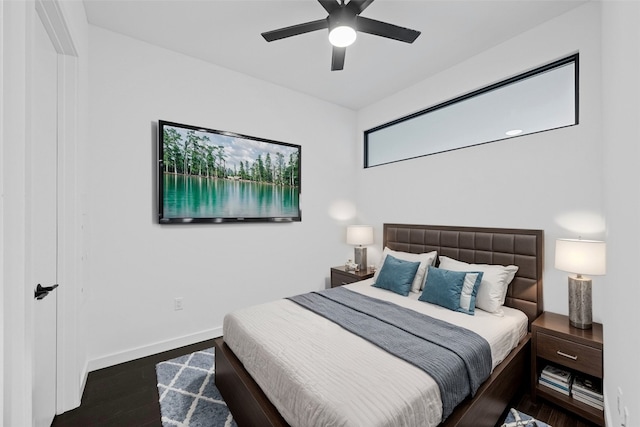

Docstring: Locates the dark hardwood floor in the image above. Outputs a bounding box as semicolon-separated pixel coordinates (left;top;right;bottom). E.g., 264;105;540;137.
52;339;602;427
52;339;216;427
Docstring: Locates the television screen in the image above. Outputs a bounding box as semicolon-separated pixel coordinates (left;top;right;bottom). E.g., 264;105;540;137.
158;120;301;223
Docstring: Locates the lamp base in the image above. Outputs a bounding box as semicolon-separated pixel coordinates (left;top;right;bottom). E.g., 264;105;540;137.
568;276;592;329
354;247;367;272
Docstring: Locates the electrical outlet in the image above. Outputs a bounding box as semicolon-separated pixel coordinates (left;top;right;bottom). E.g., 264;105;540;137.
174;297;183;311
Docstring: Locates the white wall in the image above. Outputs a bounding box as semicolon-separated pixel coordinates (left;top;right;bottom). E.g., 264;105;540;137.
601;1;640;425
85;27;358;369
356;3;606;321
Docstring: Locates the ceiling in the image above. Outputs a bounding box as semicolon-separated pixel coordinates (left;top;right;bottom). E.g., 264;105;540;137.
82;0;587;110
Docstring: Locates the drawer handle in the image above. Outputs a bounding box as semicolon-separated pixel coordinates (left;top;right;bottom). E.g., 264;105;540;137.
557;350;578;360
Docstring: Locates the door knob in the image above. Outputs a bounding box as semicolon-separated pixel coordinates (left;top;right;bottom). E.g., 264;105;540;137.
34;283;58;300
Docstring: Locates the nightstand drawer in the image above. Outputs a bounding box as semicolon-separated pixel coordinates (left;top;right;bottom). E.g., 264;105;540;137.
537;332;602;377
331;271;360;287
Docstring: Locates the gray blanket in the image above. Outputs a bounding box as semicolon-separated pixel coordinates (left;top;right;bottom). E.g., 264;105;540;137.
287;287;492;420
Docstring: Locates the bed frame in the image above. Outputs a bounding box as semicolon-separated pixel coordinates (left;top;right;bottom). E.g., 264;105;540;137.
215;224;544;427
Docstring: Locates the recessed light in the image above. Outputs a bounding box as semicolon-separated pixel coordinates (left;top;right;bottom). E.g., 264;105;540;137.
505;129;523;136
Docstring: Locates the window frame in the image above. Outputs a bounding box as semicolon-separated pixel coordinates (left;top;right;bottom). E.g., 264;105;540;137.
364;54;579;168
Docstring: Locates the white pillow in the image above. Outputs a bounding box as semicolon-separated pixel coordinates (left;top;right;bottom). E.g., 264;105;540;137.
460;272;481;312
374;247;437;293
438;256;519;314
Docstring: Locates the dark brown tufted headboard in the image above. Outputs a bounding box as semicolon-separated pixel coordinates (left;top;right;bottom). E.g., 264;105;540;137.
383;223;544;328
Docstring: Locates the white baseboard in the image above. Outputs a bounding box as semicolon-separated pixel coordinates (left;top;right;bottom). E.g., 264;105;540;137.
57;354;95;415
86;327;222;372
79;358;89;404
80;359;88;390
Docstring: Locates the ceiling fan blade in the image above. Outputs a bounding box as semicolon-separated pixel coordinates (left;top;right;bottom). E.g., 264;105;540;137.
331;46;346;71
318;0;341;14
262;19;328;42
356;16;420;43
346;0;375;15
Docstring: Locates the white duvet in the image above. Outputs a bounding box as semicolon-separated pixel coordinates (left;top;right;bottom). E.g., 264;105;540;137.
223;280;528;427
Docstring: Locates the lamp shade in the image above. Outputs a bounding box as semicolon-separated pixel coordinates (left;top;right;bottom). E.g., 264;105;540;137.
555;238;606;276
346;225;373;246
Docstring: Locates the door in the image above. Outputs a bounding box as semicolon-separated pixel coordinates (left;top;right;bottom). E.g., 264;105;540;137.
31;9;60;427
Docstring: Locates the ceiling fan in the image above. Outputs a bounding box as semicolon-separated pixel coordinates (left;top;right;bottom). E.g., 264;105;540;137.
261;0;421;71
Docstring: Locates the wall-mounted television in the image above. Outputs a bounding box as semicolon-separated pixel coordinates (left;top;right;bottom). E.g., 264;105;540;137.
158;120;301;224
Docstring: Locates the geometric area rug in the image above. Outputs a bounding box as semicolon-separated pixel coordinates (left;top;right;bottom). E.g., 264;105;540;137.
501;408;552;427
155;347;237;427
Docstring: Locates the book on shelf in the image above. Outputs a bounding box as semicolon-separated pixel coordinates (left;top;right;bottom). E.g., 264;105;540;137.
539;375;570;391
541;364;572;384
539;377;570;395
572;375;603;400
573;387;604;403
540;371;571;387
573;389;605;408
573;392;604;410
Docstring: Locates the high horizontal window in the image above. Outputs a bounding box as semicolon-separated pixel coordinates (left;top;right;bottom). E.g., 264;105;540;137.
364;54;578;168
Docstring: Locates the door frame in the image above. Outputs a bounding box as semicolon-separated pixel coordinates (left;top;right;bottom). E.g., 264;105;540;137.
35;0;83;415
1;0;82;424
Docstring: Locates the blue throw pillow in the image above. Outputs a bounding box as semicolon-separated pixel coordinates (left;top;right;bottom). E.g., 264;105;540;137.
372;255;420;296
418;266;482;314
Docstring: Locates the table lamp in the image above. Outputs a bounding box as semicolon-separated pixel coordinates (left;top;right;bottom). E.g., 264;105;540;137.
555;238;606;329
346;225;373;272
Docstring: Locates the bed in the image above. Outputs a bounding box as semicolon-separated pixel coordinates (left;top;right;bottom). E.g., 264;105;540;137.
215;223;544;427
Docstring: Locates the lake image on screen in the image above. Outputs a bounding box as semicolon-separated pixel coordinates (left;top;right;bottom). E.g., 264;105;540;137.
162;125;300;219
163;175;299;218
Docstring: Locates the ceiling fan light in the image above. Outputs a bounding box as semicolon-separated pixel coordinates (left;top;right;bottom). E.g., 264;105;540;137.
329;26;357;47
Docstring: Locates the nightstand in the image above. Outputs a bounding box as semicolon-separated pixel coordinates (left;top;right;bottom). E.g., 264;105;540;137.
531;312;604;426
330;266;375;288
